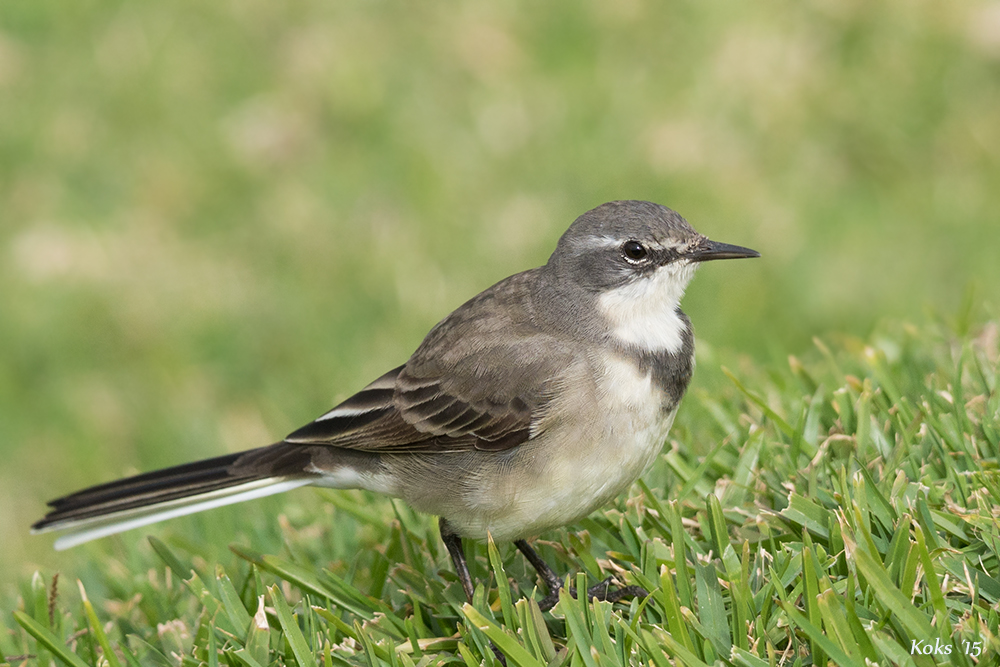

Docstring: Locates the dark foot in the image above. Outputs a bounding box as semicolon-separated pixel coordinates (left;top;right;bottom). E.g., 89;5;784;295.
440;518;476;603
536;575;648;611
440;519;507;666
515;540;648;611
581;576;649;607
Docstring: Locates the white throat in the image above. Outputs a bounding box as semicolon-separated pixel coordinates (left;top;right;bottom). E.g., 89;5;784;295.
597;262;696;354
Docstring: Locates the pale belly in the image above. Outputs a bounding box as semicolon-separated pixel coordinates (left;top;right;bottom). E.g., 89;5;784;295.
468;408;676;541
436;355;680;541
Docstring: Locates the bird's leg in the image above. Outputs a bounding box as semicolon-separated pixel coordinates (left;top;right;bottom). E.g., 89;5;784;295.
440;519;507;666
439;518;476;604
513;539;564;608
514;539;648;612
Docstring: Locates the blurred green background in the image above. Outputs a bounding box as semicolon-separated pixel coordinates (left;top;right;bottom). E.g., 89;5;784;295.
1;0;998;590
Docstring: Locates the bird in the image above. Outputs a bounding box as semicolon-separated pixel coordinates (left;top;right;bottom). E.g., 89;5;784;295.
33;200;758;610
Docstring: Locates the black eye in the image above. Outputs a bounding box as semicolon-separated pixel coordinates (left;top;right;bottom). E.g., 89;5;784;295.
622;240;648;262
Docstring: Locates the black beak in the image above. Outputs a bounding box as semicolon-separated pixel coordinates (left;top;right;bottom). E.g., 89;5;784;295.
687;238;760;262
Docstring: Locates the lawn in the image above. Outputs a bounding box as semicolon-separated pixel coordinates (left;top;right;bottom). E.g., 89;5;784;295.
4;318;1000;665
2;0;999;664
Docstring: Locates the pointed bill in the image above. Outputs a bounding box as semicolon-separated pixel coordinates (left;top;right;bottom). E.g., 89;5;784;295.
687;239;760;262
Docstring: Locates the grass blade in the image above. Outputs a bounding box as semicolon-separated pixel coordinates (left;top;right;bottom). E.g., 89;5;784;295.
487;533;516;629
462;603;543;667
269;584;320;667
848;539;935;638
77;580;122;667
694;561;731;657
13;611;91;667
779;602;865;667
216;565;253;635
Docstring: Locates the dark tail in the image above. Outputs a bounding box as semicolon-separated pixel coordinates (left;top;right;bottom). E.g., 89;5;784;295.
32;444;316;550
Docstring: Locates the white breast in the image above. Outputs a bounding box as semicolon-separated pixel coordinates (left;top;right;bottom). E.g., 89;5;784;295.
597;262;696;354
461;354;677;541
554;355;676;503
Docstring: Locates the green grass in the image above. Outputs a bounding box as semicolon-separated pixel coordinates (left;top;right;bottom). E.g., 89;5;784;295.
4;317;999;666
3;0;1000;663
3;0;1000;582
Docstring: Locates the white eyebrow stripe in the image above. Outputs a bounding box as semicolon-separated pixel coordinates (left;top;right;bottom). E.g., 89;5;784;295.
575;236;686;252
574;235;624;250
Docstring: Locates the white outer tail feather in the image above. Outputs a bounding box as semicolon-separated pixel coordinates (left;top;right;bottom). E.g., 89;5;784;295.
39;477;313;551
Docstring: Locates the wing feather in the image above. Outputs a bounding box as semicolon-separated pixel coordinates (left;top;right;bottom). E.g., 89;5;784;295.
283;270;575;454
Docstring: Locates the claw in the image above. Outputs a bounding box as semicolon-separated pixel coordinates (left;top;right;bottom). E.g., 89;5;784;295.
515;539;648;611
536;575;648;611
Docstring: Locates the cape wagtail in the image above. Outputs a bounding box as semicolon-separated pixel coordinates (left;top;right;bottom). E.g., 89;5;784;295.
33;200;759;609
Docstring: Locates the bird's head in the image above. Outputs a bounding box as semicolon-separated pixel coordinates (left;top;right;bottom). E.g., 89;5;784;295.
543;200;759;352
